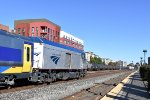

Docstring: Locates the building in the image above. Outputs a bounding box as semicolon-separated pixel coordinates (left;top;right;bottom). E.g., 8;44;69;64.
85;52;94;62
60;31;84;50
116;60;127;67
85;51;101;62
103;58;113;65
14;19;61;43
0;24;9;32
123;61;127;67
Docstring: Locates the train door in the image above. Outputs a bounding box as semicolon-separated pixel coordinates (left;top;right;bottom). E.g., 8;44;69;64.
65;53;71;68
22;44;32;72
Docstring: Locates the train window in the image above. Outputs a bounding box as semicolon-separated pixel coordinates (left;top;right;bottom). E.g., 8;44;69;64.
27;47;30;62
81;53;85;60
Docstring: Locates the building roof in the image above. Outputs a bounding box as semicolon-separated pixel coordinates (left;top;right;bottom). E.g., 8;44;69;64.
14;18;60;28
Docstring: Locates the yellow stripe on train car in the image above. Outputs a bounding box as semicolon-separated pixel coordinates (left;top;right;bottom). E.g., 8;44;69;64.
3;66;23;73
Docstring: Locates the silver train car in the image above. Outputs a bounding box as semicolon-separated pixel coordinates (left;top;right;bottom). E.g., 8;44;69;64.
27;37;87;83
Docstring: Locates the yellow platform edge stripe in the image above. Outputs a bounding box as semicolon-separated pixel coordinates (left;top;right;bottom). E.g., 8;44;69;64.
101;71;137;100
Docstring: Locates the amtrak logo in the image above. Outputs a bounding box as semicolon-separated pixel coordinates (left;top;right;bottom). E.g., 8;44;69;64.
34;52;41;56
50;56;60;64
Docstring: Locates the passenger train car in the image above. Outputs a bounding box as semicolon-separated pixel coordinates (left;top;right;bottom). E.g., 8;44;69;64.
0;30;87;86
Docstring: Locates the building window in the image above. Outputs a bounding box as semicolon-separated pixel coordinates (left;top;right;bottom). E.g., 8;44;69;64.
48;28;50;33
50;29;52;34
49;35;51;40
32;33;34;37
52;30;54;35
22;28;25;32
36;27;38;36
56;31;58;36
51;35;52;40
18;28;21;34
22;28;25;36
58;32;60;36
32;27;34;33
64;40;67;44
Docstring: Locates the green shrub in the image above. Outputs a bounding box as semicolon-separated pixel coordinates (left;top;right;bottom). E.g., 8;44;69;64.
139;66;147;80
147;70;150;91
140;65;150;91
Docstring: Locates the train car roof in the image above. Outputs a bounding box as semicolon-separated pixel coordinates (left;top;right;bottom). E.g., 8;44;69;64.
0;30;32;42
30;37;84;54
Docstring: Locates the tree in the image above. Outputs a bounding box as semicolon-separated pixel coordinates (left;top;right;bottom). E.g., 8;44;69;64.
90;56;102;64
108;62;117;66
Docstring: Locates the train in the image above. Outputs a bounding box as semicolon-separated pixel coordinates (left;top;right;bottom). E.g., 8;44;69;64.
0;30;87;86
87;63;120;71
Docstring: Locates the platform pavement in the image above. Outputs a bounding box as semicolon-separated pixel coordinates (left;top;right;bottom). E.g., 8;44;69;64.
101;71;150;100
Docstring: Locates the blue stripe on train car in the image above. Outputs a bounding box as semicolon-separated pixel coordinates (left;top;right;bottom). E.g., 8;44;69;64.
0;66;11;73
0;46;22;62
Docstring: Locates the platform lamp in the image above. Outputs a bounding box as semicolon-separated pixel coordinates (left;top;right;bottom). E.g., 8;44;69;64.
140;57;143;66
143;50;147;65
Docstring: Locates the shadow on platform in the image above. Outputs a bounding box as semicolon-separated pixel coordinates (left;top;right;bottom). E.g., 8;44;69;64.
105;72;150;100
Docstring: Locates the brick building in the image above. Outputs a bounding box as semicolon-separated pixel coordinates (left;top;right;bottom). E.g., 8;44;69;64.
60;31;84;50
14;19;61;43
0;24;9;32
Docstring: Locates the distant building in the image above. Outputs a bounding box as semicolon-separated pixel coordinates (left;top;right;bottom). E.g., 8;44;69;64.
85;51;101;62
85;52;94;62
123;61;127;67
104;58;113;65
0;24;9;32
116;60;127;67
60;31;84;50
101;58;106;64
14;18;61;43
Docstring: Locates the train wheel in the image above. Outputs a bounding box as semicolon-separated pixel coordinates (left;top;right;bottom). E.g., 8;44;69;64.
5;77;15;89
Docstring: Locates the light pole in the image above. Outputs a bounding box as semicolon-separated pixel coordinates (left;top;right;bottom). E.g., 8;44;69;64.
140;57;143;66
143;50;147;65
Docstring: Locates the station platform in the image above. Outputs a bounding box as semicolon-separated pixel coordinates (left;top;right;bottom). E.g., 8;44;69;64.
101;71;150;100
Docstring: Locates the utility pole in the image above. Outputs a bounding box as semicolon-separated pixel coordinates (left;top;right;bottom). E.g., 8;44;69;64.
140;57;143;66
143;50;147;65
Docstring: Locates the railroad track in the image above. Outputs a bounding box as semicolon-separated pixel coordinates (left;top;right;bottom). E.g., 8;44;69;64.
0;70;134;100
0;70;125;94
63;71;133;100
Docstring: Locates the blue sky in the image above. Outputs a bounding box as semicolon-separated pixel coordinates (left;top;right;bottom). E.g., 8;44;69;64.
0;0;150;64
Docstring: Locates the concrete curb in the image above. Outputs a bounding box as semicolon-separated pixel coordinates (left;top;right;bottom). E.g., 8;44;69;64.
101;71;137;100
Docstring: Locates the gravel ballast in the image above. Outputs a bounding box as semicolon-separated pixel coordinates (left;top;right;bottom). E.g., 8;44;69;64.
0;72;129;100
